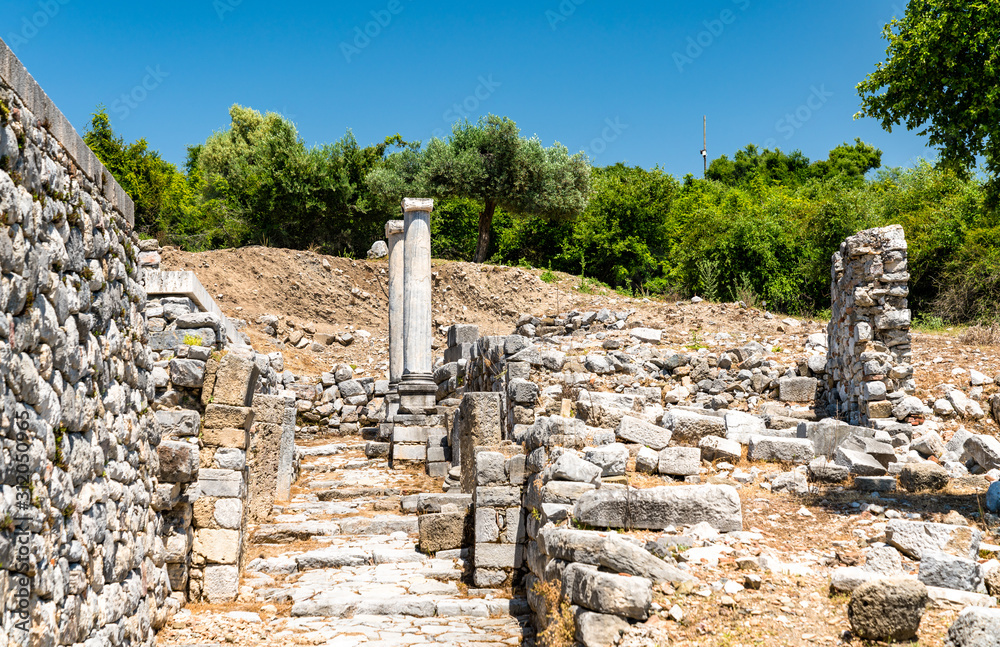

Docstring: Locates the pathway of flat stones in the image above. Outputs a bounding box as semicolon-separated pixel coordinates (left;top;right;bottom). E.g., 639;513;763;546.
159;440;531;646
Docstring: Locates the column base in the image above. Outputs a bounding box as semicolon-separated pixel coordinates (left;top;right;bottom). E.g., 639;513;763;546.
398;373;437;415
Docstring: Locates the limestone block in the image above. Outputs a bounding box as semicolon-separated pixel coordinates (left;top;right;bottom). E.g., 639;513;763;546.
616;415;671;450
212;351;259;407
778;377;817;402
886;519;982;560
203;404;254;431
170;359;206;388
158;441;199;483
747;436;815;463
658;446;702;476
202;565;239;603
193;528;241;564
458;393;503;492
919;551;983;593
197;469;245;498
564;562;652;620
474;543;522;569
202;427;249;450
418;511;467;553
156;409;201;437
574;484;743;532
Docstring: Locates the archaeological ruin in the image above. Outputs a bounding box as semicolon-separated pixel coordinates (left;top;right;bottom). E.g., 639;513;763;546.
3;35;1000;647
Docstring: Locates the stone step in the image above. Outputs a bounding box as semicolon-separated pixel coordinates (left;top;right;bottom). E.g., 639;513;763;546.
290;593;530;619
252;515;418;543
297;443;349;456
316;487;401;501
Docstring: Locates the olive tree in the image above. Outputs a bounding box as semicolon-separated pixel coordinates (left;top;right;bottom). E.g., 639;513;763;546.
369;115;591;262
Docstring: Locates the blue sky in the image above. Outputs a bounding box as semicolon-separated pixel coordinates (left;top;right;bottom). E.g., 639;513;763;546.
5;0;932;176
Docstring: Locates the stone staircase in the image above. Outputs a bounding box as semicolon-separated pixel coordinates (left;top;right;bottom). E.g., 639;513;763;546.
159;440;531;646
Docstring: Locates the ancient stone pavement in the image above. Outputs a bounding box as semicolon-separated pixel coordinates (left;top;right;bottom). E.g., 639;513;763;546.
158;440;530;646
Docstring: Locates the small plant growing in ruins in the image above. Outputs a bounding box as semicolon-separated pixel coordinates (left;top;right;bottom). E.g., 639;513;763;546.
530;508;541;521
23;291;35;311
540;264;557;284
182;334;202;347
696;257;720;302
61;504;75;519
684;332;707;351
0;98;10;125
0;514;14;532
532;579;575;647
54;426;68;469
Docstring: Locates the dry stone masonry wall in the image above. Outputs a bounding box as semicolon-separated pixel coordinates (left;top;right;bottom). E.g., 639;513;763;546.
825;225;915;426
0;45;167;645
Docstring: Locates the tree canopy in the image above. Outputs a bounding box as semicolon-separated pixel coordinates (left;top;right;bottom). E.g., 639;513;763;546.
368;115;591;262
857;0;1000;177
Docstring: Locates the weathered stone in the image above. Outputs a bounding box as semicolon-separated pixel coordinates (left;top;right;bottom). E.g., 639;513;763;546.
193;528;241;564
202;426;250;450
834;447;888;476
912;431;946;458
583;443;629;477
658;446;702;476
848;578;928;642
564;562;652;620
551;452;602;484
663;409;725;443
203;404;254;431
808;456;850;483
616;415;671;450
170;358;206;388
919;551;983;593
574;485;743;532
778;377;817;402
899;463;949;492
197;469;245;498
537;527;693;584
418;511;467;554
945;607;1000;647
212;351;259;407
855;476;897;492
158;441;199;483
965;434;1000;471
635;446;659;473
203;565;240;603
458;393;503;492
747;436;815;463
474;543;522;569
885;519;982;560
699;435;742;463
723;410;767;444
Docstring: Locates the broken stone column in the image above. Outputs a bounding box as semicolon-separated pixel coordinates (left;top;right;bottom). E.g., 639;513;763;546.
398;198;437;414
825;225;913;426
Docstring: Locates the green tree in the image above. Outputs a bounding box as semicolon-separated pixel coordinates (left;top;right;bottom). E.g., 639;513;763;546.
84;107;198;238
369;115;591;262
857;0;1000;177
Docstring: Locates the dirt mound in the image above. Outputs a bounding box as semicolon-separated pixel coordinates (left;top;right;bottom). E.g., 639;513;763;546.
160;247;1000;432
160;246;629;375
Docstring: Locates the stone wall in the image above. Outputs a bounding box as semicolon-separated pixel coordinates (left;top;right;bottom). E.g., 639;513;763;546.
825;225;915;426
0;40;167;645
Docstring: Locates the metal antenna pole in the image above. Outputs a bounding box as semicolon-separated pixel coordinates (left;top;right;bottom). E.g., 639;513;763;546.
699;116;708;178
